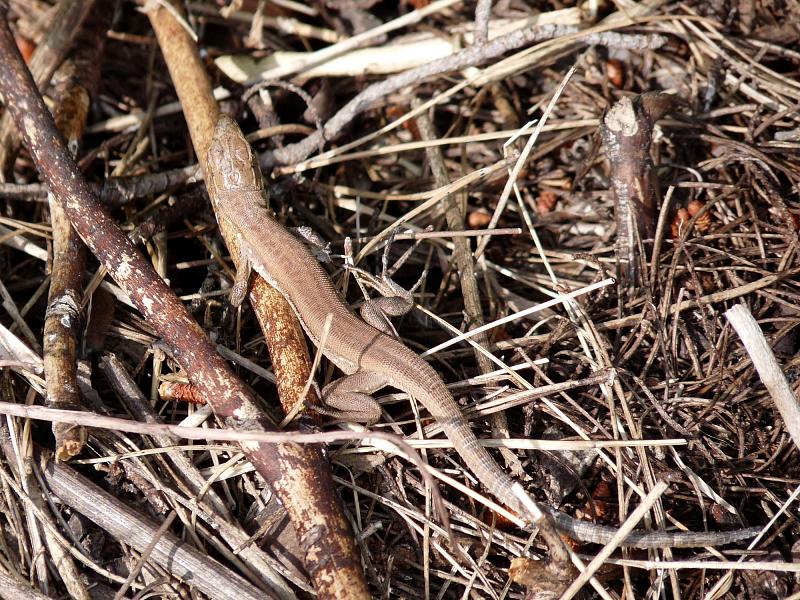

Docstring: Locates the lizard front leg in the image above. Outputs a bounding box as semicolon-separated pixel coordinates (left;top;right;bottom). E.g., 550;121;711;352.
291;225;333;264
315;370;387;425
355;231;425;337
229;257;253;308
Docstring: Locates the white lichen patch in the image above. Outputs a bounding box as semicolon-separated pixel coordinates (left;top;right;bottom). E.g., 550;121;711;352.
23;115;37;138
233;404;260;421
117;255;134;278
604;97;638;136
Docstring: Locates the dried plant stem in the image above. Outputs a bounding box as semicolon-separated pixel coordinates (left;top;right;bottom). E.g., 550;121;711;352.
0;430;92;600
473;0;492;45
268;24;664;166
98;354;230;517
413;103;527;477
11;8;118;600
269;23;578;166
0;564;52;600
43;0;113;463
98;358;302;596
248;0;461;82
601;92;676;283
0;400;461;463
41;460;267;600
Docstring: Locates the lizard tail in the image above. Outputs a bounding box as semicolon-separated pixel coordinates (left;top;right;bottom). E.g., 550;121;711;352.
547;508;761;548
390;350;760;549
394;359;527;515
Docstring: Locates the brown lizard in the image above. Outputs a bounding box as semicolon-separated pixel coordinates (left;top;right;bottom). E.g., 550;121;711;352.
206;114;760;549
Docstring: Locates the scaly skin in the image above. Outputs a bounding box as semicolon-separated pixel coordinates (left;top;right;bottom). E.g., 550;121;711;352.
206;115;759;549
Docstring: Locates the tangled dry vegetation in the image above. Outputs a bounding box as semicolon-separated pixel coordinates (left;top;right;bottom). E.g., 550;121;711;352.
0;0;799;598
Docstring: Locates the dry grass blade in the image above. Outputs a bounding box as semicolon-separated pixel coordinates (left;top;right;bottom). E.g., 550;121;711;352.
726;304;800;452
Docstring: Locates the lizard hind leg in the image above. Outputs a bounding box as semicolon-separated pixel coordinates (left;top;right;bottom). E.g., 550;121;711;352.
317;370;388;425
346;263;414;337
357;227;432;336
359;293;412;338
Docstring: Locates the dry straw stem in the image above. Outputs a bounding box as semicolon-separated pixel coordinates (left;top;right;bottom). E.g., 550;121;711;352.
604;557;800;574
413;102;523;471
271;1;666;177
4;0;800;597
0;400;457;493
98;354;229;518
726;304;800;453
144;3;371;597
232;0;461;83
601;92;677;282
97;358;306;599
29;7;115;600
215;7;586;82
41;459;268;600
266;23;665;167
0;565;52;600
188;2;340;44
0;428;84;599
414;100;588;586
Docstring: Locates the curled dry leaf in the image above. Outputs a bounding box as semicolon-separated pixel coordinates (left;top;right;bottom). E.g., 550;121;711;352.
685;272;716;294
583;478;611;520
14;35;34;62
386;104;420;139
159;381;206;404
672;200;712;238
479;508;517;531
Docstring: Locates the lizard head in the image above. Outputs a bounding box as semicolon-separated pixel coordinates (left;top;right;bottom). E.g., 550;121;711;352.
206;114;262;196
